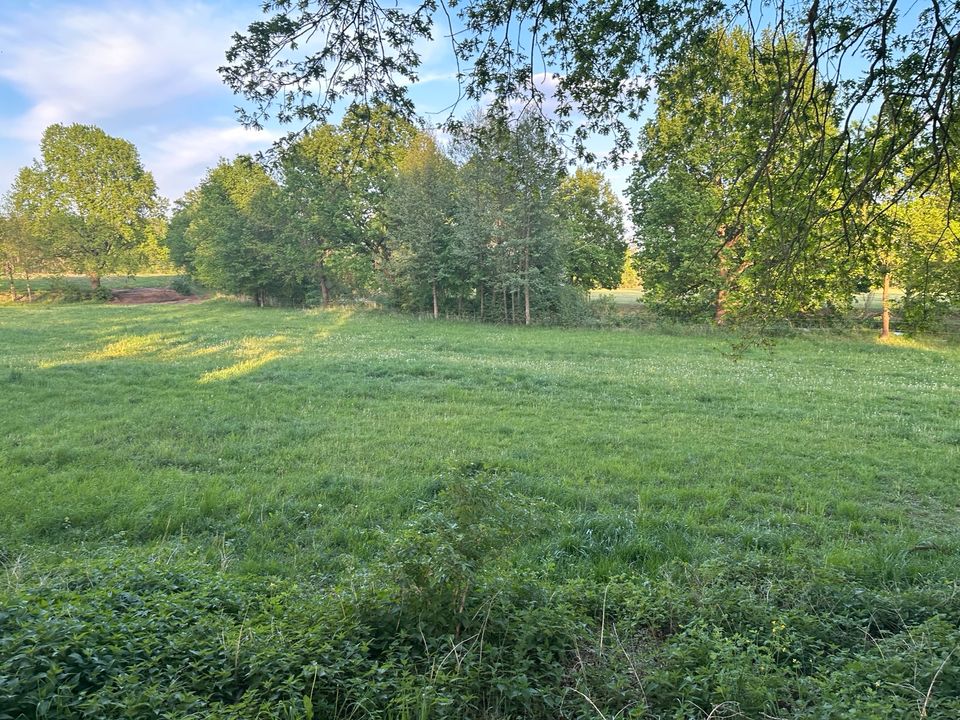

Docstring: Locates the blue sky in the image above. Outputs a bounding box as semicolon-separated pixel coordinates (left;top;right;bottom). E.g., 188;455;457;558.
0;0;637;204
0;0;528;203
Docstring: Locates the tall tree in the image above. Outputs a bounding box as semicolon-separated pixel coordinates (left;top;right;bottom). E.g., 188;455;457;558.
502;116;566;325
630;28;854;323
897;191;960;332
452;115;565;325
859;184;960;337
556;169;627;291
384;132;458;317
279;125;365;304
221;1;960;316
169;157;285;306
11;124;163;289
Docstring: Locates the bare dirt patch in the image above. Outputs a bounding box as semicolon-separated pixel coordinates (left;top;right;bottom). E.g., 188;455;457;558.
111;288;202;304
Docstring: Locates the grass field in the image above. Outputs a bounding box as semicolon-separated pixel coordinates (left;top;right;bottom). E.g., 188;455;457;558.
1;300;959;718
591;288;644;305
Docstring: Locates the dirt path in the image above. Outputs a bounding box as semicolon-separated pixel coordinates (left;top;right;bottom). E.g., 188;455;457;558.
111;288;204;304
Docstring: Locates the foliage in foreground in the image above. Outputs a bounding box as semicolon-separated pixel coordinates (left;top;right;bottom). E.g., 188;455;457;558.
2;472;959;719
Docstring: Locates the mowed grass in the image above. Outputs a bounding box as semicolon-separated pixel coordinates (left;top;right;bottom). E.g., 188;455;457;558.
1;300;958;578
2;300;960;717
591;287;644;305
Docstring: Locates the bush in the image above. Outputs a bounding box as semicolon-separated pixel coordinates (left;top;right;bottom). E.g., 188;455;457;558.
169;275;196;296
45;278;113;303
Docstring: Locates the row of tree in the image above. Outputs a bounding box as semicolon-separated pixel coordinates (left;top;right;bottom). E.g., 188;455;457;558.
165;106;627;322
220;0;960;337
1;112;627;324
3;30;958;334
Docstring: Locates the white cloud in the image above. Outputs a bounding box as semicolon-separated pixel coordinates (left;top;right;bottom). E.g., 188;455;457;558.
144;123;280;201
0;1;241;142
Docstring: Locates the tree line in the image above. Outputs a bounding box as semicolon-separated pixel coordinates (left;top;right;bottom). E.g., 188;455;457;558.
2;109;627;324
221;1;960;335
3;25;959;333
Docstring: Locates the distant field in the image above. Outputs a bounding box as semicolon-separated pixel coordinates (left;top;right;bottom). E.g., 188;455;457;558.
1;301;959;717
592;287;644;305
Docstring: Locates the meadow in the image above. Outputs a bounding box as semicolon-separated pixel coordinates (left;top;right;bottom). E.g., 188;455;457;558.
1;299;959;718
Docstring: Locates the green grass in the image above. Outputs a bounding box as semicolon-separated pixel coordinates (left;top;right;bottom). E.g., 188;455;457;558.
1;300;959;718
591;287;644;305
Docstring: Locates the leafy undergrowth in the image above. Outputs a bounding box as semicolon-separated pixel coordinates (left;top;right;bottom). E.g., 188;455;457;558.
1;302;959;718
2;473;958;719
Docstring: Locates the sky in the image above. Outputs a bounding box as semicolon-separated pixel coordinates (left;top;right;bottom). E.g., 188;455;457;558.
0;0;637;205
0;0;542;205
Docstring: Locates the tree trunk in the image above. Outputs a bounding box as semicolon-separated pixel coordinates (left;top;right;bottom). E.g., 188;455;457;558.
5;263;16;301
714;224;743;325
479;284;484;321
714;288;728;325
320;274;330;305
511;288;516;324
432;280;438;319
880;270;891;338
503;287;508;322
89;274;101;290
523;247;531;326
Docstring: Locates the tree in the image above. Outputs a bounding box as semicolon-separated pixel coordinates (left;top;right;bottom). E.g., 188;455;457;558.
11;124;163;289
276;104;415;304
384;132;458;317
451;114;566;325
556;169;627;291
500;116;566;325
168;157;287;305
630;28;855;323
221;1;960;316
278;125;365;304
859;185;960;337
631;169;725;319
897;192;960;332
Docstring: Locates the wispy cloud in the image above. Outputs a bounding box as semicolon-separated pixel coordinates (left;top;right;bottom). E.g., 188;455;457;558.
144;124;280;201
0;1;240;142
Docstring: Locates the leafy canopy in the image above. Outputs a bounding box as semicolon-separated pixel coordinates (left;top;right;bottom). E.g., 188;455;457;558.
10;124;164;287
221;0;960;299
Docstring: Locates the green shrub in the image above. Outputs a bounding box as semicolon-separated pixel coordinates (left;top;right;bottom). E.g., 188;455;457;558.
44;278;113;303
169;275;196;296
